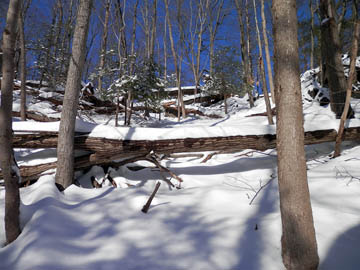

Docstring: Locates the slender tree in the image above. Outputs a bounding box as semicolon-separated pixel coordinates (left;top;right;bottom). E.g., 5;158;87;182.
260;0;275;103
0;0;21;244
164;0;186;121
208;0;226;76
253;0;274;124
320;0;354;118
272;0;319;268
97;0;110;97
309;0;315;70
18;0;26;121
334;19;359;157
55;0;93;190
234;0;254;108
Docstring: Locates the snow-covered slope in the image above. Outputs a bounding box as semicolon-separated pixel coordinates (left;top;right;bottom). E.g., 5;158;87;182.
1;59;360;269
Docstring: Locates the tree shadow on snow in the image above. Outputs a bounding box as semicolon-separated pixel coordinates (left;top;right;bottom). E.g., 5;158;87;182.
233;167;280;270
320;224;360;270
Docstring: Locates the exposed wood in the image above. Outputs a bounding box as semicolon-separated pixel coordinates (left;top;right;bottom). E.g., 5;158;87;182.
141;181;161;213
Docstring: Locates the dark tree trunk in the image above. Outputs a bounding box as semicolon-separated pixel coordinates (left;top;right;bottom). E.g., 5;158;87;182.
272;0;319;269
56;0;93;190
320;0;354;118
334;20;360;157
0;0;21;244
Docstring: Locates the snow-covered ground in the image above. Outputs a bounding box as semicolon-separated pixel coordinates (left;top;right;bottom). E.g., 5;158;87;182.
1;66;360;269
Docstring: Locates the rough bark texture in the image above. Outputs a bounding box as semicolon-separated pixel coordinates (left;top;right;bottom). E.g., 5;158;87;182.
334;20;360;158
0;0;21;244
13;126;360;158
7;126;360;184
272;0;319;269
320;0;354;118
55;0;92;190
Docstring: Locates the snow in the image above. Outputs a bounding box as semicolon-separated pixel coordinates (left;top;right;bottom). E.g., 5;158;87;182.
2;65;360;269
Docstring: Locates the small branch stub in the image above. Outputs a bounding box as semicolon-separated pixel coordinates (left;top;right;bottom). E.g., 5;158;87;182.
141;181;161;213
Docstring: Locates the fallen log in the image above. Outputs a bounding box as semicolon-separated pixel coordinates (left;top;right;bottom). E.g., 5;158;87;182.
9;126;360;180
5;126;360;183
12;126;360;159
246;107;277;117
12;111;60;122
163;105;222;119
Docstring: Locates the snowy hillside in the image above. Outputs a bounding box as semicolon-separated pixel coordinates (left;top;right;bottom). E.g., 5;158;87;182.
1;60;360;269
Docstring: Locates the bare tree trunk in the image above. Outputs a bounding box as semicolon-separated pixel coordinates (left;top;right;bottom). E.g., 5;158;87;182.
127;0;139;126
150;0;157;60
39;4;57;89
260;0;275;104
272;0;319;269
18;1;26;121
59;0;75;82
310;0;315;69
333;19;360;158
320;0;354;118
98;0;110;97
56;0;93;190
208;0;225;76
164;0;185;121
0;0;21;244
234;0;254;108
253;0;273;125
163;16;167;81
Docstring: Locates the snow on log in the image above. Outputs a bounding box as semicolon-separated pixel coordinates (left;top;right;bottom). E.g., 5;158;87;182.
12;126;360;157
4;126;360;183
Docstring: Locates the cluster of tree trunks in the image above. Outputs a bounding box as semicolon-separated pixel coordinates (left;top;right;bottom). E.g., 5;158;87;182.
6;126;360;183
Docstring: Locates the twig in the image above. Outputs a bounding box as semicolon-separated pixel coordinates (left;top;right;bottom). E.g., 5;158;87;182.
249;177;275;205
201;152;221;163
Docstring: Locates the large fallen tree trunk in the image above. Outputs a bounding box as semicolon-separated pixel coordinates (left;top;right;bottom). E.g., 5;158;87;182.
5;126;360;182
13;126;360;157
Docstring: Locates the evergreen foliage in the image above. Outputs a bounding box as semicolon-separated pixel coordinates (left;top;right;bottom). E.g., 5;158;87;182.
203;46;246;98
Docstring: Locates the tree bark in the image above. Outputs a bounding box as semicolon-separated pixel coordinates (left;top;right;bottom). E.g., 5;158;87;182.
310;0;315;70
333;19;360;158
97;0;110;97
260;0;275;104
0;0;21;244
272;0;319;269
18;1;26;121
253;0;274;125
164;0;186;121
55;0;93;190
320;0;354;118
8;126;360;184
234;0;254;108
